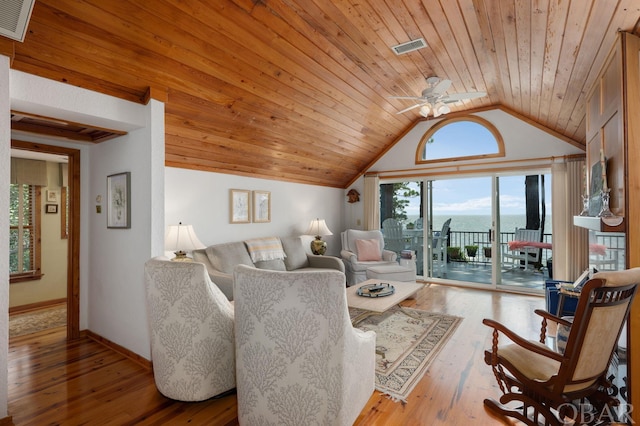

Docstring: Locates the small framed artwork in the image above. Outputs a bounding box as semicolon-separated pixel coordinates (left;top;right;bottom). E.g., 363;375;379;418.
45;204;58;214
46;190;58;203
107;172;131;229
253;190;271;223
230;189;251;223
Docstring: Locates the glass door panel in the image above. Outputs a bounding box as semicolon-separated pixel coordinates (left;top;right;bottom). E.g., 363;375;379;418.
425;177;493;285
379;181;424;274
496;174;551;292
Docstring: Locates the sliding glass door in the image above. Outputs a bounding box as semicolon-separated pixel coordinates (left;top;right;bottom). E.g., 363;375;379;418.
380;172;551;293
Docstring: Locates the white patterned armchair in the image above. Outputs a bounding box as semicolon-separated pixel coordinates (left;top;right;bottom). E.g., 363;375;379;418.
144;256;235;401
233;265;376;425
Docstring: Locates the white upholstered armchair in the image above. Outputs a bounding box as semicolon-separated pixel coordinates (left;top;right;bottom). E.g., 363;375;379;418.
341;229;398;285
144;256;235;401
233;265;376;426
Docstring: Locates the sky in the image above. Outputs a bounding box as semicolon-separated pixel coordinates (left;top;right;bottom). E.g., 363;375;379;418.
401;120;553;217
403;176;552;217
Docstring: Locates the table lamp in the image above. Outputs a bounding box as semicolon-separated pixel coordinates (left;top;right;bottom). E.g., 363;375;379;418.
165;222;206;261
305;218;333;255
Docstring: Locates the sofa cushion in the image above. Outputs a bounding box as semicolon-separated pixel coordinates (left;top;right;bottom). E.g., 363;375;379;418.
244;237;286;262
206;242;254;274
254;259;287;271
355;238;382;261
280;236;310;270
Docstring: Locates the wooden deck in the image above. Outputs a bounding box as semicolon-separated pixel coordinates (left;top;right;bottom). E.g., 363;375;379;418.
8;284;544;425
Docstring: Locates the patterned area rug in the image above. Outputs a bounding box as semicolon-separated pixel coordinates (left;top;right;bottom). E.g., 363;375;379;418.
9;305;67;337
350;305;462;402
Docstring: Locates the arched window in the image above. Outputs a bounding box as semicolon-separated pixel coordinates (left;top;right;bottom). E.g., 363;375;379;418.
416;116;505;164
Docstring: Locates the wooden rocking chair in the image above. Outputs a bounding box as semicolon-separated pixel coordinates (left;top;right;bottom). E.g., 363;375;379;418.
483;268;640;426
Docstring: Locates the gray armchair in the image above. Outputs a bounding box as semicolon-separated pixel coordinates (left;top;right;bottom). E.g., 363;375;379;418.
340;229;398;286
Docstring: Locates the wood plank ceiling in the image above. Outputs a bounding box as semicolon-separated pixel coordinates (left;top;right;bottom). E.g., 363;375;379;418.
3;0;640;188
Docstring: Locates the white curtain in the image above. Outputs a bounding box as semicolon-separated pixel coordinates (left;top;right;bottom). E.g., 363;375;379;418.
551;159;588;281
363;175;379;230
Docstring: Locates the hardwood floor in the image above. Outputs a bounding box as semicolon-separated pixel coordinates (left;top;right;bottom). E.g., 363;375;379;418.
8;284;544;425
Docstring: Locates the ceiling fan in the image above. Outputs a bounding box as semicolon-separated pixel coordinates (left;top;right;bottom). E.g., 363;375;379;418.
390;77;486;117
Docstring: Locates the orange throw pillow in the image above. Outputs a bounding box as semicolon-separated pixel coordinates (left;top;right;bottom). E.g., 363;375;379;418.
355;239;382;261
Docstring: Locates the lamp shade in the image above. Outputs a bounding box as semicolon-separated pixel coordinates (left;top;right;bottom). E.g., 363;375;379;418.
305;219;333;237
165;223;205;260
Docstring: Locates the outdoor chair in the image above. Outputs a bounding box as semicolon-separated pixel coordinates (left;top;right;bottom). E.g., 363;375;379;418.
233;265;375;426
482;268;640;426
432;218;451;277
381;217;407;256
503;228;541;271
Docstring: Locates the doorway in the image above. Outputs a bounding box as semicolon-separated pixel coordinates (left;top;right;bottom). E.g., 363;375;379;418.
10;140;81;339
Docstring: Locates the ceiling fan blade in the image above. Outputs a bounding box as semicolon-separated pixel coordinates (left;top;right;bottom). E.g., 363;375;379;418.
389;95;424;100
443;91;487;102
431;79;452;94
396;103;425;114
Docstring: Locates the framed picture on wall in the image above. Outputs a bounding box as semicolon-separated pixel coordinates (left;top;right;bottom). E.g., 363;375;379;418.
46;190;58;203
230;189;251;223
253;190;271;223
45;204;58;214
107;172;131;229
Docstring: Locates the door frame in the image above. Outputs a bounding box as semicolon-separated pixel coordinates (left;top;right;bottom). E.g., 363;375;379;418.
11;140;80;339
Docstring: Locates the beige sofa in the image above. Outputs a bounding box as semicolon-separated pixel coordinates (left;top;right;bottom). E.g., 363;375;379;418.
192;236;345;300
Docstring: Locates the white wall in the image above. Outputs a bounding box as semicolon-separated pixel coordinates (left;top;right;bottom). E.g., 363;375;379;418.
88;123;163;358
1;54;11;420
165;167;345;256
370;108;584;173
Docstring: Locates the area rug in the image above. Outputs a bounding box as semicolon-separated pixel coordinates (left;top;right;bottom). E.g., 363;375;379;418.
9;305;67;337
350;306;462;402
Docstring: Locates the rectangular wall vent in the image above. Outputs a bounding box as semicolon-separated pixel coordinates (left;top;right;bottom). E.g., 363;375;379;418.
391;38;427;55
0;0;36;42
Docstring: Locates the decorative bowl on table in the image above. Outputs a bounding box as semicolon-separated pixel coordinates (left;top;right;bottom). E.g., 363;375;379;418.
357;282;395;298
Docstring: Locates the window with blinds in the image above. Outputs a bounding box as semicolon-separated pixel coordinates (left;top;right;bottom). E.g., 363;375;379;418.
9;183;41;281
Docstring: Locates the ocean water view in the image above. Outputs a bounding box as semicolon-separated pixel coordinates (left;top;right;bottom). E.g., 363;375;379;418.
407;215;552;235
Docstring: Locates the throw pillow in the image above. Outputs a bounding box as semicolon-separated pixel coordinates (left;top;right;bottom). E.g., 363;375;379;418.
206;242;254;274
280;236;310;270
355;238;382;261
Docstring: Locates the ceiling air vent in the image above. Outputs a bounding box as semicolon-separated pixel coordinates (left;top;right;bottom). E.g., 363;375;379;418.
391;38;427;55
0;0;36;42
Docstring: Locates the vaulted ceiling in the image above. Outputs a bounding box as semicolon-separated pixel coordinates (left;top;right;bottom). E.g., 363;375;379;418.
3;0;640;188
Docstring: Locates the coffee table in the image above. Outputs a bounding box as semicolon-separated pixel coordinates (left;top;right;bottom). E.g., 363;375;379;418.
346;279;424;313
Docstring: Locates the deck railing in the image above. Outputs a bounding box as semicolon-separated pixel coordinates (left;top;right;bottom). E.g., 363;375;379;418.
447;230;553;266
393;228;625;276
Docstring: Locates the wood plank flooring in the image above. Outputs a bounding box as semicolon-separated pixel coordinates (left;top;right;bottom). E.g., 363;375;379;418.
8;284;544;425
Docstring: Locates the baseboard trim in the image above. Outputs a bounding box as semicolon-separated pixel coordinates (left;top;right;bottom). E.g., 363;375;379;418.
0;415;14;425
9;298;67;315
82;330;152;370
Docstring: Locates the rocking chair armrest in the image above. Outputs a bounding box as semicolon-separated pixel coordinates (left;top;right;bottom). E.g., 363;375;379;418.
482;318;564;362
534;309;573;327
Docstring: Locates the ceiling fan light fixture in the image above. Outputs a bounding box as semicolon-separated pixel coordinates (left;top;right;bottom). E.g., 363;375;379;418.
419;105;431;117
435;103;451;117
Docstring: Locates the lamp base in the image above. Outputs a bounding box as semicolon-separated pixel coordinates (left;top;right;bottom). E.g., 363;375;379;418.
172;251;193;262
310;238;327;256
